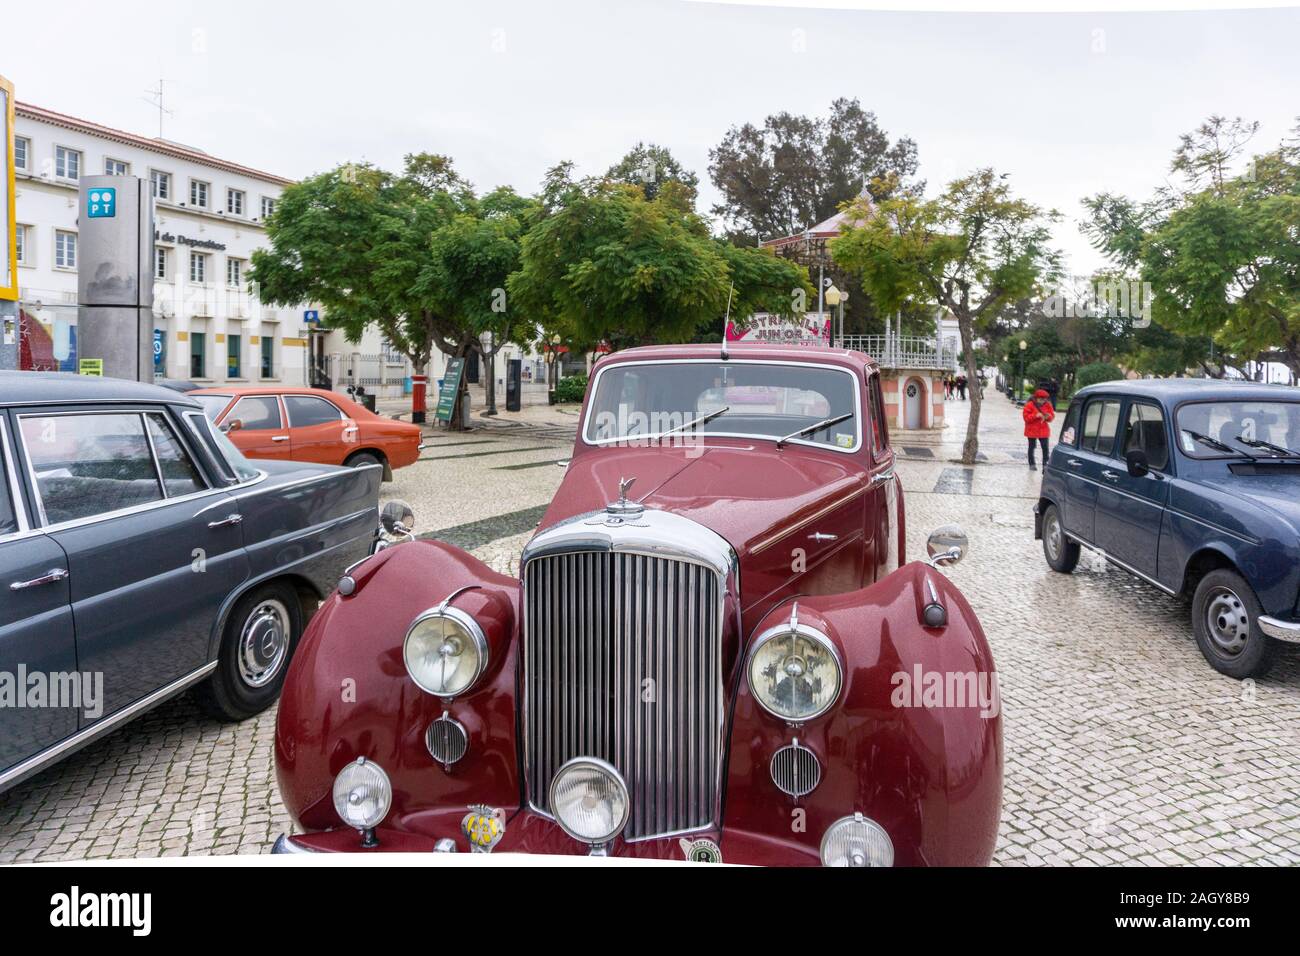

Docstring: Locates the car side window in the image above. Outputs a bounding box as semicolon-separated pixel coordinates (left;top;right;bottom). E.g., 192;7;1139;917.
1122;402;1169;471
146;413;208;497
1059;401;1081;447
284;395;343;427
229;396;283;431
0;423;17;536
19;413;164;525
868;373;889;454
1080;399;1122;457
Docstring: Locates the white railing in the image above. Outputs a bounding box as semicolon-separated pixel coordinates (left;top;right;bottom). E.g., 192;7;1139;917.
838;333;959;371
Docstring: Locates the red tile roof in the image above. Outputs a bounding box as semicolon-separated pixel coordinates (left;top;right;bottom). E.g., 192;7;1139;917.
16;102;295;187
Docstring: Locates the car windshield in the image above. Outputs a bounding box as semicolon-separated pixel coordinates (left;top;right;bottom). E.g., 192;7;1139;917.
194;394;233;421
1175;400;1300;459
584;361;859;450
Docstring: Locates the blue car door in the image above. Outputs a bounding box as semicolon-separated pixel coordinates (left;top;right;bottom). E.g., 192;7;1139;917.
14;407;250;722
1094;399;1171;579
0;417;79;779
1059;395;1124;544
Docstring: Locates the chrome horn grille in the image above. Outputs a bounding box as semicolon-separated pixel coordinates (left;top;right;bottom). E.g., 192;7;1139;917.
523;549;725;841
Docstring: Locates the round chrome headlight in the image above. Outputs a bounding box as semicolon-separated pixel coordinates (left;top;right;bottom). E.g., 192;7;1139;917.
332;757;392;831
747;620;842;722
820;812;894;867
403;605;489;698
548;757;630;845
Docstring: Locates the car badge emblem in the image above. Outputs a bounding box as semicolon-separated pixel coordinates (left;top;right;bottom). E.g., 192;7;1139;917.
679;837;722;863
462;804;506;853
595;475;646;523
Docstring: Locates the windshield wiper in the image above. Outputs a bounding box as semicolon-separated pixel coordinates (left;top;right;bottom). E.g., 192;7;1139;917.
1183;429;1262;458
655;405;730;440
776;412;854;448
1233;434;1300;459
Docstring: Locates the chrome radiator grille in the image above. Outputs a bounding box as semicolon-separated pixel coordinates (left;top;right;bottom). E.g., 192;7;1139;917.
524;550;723;840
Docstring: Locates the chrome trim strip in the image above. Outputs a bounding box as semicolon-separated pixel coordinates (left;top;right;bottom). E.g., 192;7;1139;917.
580;358;864;455
270;833;319;854
750;485;866;554
1259;616;1300;644
0;661;219;793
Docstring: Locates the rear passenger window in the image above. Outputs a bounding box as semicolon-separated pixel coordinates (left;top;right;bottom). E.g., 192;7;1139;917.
147;413;208;497
868;374;889;454
1123;402;1169;471
229;396;282;431
284;395;343;427
1059;402;1081;446
0;425;17;535
19;413;164;524
1081;399;1122;457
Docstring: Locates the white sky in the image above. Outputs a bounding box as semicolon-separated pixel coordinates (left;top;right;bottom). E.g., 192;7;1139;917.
6;1;1298;276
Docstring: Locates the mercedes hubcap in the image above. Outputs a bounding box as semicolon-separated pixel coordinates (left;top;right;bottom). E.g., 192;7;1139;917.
1205;588;1250;657
238;598;291;687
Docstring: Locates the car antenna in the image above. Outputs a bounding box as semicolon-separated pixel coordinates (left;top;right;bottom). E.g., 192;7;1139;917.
721;283;734;361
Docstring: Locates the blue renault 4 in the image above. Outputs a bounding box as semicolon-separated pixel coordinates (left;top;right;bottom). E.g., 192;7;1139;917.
1034;378;1300;678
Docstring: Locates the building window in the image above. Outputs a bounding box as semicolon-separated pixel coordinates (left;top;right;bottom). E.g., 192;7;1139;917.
226;188;245;216
15;225;30;265
227;334;242;378
55;230;77;270
105;157;130;176
226;258;243;288
154;246;169;280
190;252;207;284
190;179;210;208
151;170;171;200
14;136;29;171
260;334;274;378
260;196;276;219
190;332;207;378
55;146;81;180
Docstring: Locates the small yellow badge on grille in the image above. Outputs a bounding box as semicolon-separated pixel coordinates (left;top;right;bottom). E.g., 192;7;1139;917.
461;804;505;853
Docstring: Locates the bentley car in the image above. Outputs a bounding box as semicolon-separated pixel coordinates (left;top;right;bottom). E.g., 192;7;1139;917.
1035;378;1300;678
0;372;382;794
273;343;1002;865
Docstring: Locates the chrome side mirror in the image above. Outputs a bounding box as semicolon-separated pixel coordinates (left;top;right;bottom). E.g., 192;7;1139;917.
926;523;968;568
380;499;416;539
221;419;243;434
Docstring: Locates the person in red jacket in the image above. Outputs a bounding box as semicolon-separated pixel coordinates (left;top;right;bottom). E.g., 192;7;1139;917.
1023;388;1055;470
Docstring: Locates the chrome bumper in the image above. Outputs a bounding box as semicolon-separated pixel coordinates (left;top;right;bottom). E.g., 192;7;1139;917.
1259;615;1300;644
271;833;318;854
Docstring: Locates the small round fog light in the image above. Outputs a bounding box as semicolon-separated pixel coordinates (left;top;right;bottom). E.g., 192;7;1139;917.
548;756;630;846
332;757;392;833
820;812;894;867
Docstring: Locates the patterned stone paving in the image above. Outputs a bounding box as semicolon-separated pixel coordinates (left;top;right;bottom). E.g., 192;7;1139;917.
2;392;1297;864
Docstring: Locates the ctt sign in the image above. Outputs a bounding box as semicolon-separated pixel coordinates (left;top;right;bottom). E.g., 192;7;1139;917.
87;187;117;218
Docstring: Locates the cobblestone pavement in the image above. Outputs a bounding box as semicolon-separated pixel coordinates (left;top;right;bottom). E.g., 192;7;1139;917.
2;390;1297;864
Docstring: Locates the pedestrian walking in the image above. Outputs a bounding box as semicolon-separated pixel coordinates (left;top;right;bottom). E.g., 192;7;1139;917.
1023;387;1055;470
956;374;967;400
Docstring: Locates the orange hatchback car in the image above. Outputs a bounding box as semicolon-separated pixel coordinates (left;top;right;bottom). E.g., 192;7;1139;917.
190;387;423;480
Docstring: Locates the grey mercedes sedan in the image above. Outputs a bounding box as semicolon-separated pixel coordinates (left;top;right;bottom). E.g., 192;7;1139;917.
0;372;381;793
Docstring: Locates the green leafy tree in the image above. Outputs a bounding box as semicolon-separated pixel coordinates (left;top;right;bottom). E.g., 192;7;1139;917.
708;97;919;244
509;171;810;352
606;142;699;204
1083;116;1300;381
832;169;1061;463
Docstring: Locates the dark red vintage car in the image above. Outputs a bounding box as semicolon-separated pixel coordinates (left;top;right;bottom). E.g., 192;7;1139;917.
273;343;1002;865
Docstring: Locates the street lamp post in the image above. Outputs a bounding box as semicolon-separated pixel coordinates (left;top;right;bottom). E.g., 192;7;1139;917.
1017;339;1028;403
824;285;843;347
480;330;497;417
548;334;561;405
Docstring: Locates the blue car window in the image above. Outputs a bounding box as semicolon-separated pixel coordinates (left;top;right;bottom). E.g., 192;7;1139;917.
0;427;15;535
1081;399;1122;456
146;413;208;497
19;413;165;525
1123;402;1169;471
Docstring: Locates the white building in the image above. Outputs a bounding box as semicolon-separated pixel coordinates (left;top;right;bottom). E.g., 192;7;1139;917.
11;101;313;385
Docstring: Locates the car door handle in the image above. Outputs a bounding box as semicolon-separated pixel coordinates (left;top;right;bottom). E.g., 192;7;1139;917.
271;435;290;442
208;513;243;529
1101;469;1118;481
10;568;69;591
1067;459;1083;468
808;532;839;543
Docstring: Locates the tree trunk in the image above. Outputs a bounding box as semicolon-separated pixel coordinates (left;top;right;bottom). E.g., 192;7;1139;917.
957;310;982;465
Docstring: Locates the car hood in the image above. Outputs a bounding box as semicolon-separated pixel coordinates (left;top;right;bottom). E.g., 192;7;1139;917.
1197;472;1300;537
539;443;866;555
